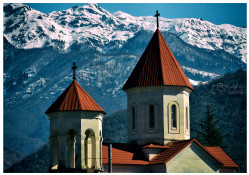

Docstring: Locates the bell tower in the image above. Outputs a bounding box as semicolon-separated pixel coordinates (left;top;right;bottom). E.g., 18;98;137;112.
45;62;106;172
122;11;193;146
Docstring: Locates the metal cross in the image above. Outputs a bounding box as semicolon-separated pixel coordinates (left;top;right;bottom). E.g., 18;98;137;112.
155;10;160;28
71;62;78;80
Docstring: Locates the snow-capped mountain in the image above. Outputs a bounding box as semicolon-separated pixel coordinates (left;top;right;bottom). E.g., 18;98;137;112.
4;3;247;62
3;3;246;155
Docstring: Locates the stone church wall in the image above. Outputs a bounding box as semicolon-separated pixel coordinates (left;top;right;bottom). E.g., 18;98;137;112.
166;143;220;173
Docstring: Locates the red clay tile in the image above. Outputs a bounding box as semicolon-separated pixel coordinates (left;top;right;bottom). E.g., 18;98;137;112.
205;146;239;168
142;143;170;149
122;28;193;91
102;143;148;165
45;80;106;114
101;140;238;169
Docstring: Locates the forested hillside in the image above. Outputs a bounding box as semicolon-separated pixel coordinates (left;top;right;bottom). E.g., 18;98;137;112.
102;109;128;143
4;146;23;171
5;144;49;173
190;69;247;172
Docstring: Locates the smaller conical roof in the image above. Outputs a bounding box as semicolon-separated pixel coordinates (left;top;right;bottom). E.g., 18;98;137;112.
45;80;106;114
122;28;193;91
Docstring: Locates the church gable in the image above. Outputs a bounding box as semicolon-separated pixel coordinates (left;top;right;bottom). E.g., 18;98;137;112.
166;142;220;173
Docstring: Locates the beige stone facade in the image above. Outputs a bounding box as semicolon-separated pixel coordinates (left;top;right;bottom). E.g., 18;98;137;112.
47;111;104;172
125;86;191;146
166;142;220;173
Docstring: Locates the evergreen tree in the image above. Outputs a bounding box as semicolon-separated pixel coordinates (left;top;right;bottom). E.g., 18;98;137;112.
194;104;226;147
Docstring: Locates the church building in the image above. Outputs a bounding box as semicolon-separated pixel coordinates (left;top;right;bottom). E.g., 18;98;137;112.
45;11;238;173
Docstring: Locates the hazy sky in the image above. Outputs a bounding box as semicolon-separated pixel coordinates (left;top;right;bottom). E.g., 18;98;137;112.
25;3;247;27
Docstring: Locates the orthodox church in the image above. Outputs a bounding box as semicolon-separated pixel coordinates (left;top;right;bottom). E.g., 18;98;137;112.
45;12;238;173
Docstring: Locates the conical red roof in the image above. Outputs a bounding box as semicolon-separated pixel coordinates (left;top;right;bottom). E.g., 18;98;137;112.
122;28;193;90
45;80;106;114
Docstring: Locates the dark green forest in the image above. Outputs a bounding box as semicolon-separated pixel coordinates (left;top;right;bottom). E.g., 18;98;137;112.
5;69;246;173
190;69;247;172
5;144;49;173
4;146;23;171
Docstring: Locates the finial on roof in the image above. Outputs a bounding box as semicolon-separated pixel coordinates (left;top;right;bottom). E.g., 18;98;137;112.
71;62;78;80
155;10;160;28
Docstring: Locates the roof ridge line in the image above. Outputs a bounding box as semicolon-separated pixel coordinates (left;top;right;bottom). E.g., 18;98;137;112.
157;28;165;85
73;80;84;110
158;31;192;88
149;139;194;164
58;81;73;111
76;81;105;112
191;139;224;166
164;139;194;163
137;30;159;85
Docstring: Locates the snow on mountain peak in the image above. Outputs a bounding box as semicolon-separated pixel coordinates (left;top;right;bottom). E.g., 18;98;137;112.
113;11;133;18
4;3;29;10
3;3;247;63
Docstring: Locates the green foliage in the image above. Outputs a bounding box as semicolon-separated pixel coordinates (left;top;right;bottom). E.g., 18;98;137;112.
5;144;49;173
194;104;226;147
190;69;247;173
4;146;23;171
102;109;127;143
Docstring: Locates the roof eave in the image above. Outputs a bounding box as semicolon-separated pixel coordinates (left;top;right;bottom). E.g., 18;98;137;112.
45;109;106;115
122;84;193;92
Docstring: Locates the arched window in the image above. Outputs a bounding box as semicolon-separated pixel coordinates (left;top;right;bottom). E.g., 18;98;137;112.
172;105;177;128
85;129;96;168
149;105;155;128
186;107;188;130
132;107;135;130
66;129;76;168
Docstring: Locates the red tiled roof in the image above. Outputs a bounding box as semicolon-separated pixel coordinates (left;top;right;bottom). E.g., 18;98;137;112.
142;143;170;149
102;140;238;169
122;28;193;90
149;139;193;164
149;139;238;169
45;80;106;114
205;147;239;168
102;143;148;165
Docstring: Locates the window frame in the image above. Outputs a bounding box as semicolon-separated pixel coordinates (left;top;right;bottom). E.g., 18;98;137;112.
149;104;155;129
171;104;177;129
168;101;180;134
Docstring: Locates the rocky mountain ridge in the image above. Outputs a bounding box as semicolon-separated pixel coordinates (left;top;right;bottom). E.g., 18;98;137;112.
4;3;247;62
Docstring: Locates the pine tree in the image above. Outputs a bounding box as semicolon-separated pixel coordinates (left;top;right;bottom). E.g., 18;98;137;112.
194;104;226;147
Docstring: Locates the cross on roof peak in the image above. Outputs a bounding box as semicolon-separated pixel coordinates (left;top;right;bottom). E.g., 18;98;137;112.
71;62;78;80
155;10;160;28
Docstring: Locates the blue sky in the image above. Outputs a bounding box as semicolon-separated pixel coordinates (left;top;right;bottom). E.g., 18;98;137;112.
26;3;247;27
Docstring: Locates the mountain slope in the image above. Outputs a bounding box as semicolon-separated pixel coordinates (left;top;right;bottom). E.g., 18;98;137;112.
4;146;24;171
5;144;49;173
190;69;247;173
4;3;247;62
103;109;128;143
